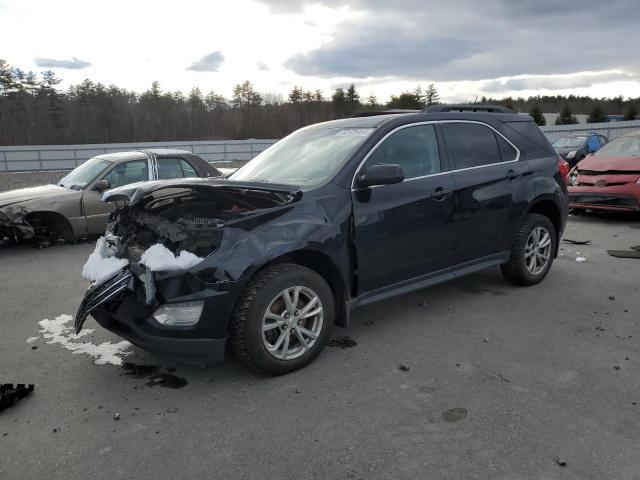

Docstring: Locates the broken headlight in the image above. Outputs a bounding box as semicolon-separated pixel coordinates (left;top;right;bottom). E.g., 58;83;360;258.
153;301;204;326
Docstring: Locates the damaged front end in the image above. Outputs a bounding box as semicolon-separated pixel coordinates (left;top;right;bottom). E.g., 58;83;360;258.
75;179;300;364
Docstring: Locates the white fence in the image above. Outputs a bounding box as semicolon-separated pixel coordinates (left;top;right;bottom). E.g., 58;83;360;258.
3;119;640;172
0;139;278;172
540;120;640;142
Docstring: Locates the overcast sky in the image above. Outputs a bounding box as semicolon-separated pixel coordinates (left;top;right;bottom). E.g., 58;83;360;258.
1;0;639;102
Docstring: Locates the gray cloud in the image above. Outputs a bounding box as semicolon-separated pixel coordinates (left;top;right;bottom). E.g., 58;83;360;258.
484;72;637;93
186;51;225;72
34;57;91;70
257;61;270;71
271;0;640;82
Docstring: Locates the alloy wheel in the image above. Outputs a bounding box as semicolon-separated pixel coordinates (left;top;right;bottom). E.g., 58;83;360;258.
524;226;552;275
261;286;324;360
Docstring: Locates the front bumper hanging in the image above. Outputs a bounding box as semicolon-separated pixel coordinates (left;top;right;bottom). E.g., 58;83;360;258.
75;267;133;334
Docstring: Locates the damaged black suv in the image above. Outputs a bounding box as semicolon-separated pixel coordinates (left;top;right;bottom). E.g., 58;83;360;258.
76;105;568;375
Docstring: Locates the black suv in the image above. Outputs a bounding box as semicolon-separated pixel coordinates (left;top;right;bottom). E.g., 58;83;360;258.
76;105;569;375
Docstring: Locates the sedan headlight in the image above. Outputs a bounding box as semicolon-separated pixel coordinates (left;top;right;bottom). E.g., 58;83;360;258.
153;301;204;326
566;150;577;159
568;167;579;186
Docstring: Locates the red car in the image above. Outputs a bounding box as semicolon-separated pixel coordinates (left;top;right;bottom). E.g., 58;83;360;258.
567;131;640;212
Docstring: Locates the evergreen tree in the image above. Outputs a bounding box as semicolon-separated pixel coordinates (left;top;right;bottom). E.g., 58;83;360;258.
424;83;439;105
587;106;607;123
231;81;261;108
387;91;423;109
288;86;303;103
555;104;578;125
345;83;359;104
332;87;347;115
366;94;378;107
529;105;546;126
624;105;637;121
313;89;323;102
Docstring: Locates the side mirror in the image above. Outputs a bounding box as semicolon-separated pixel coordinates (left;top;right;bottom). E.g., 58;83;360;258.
355;164;405;188
91;179;110;192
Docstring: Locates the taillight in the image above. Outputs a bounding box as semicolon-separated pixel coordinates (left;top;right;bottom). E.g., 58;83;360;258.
558;157;570;184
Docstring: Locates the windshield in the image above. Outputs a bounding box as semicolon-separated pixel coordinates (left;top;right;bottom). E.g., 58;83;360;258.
59;157;112;189
230;127;375;187
594;136;640;157
552;136;587;149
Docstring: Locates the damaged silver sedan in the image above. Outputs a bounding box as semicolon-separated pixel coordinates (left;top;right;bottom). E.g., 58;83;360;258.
0;149;220;245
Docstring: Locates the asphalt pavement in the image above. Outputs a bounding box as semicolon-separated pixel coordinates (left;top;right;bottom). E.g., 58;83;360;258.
1;213;639;480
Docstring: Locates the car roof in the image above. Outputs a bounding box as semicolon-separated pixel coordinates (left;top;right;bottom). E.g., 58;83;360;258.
307;111;529;131
92;149;193;163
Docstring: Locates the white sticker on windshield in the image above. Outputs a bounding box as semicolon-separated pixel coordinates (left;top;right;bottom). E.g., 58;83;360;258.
336;128;374;137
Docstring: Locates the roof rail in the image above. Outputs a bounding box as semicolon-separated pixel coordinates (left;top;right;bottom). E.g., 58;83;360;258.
351;109;421;118
423;104;516;114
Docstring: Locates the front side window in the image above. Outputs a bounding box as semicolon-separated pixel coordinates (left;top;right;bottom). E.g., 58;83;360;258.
230;127;374;188
104;160;149;188
363;124;441;179
442;123;502;169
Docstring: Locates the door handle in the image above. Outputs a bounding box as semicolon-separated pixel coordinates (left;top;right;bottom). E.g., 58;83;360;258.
431;186;453;201
506;169;518;180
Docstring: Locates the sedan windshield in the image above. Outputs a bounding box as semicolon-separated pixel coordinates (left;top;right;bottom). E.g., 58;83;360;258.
552;136;587;148
594;136;640;157
230;127;375;187
59;157;112;189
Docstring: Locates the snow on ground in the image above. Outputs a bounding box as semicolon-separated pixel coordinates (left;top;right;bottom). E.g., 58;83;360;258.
140;243;204;271
576;256;587;263
82;237;129;283
37;314;131;366
26;336;39;343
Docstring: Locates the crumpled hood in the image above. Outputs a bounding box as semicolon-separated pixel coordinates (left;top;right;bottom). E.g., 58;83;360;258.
0;184;73;208
577;155;640;172
102;178;300;205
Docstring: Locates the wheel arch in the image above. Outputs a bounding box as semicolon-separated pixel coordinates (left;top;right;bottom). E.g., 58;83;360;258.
524;198;562;255
24;210;75;242
251;249;351;328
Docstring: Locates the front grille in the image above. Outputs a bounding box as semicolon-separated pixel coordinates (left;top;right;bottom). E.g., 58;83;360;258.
75;267;132;333
569;193;639;210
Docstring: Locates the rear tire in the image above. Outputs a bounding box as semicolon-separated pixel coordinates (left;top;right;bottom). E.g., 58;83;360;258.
231;263;334;375
501;213;557;286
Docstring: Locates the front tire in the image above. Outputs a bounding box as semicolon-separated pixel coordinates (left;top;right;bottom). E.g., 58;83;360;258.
231;263;334;375
501;213;557;286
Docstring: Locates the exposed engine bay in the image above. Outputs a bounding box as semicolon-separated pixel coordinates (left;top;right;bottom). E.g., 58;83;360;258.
105;186;295;262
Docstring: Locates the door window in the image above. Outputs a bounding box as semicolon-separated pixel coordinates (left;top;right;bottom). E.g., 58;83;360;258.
180;159;198;177
157;158;185;179
496;133;518;161
103;160;149;188
442;123;503;169
157;157;200;179
364;124;441;179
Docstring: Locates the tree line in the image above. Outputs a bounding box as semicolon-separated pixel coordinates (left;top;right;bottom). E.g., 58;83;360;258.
1;58;638;145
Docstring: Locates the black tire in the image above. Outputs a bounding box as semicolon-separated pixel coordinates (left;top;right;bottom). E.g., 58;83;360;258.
501;213;557;286
231;263;334;375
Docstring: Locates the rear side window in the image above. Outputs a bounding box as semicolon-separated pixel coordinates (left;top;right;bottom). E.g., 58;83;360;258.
441;123;501;169
365;124;441;179
180;159;198;177
496;134;518;161
157;158;185;179
504;120;556;157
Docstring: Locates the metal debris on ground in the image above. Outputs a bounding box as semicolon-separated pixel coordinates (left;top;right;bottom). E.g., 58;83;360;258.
607;250;640;259
563;239;591;245
0;384;35;412
398;364;410;371
328;336;357;349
